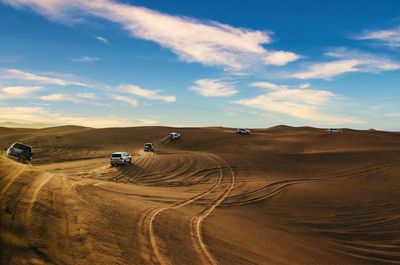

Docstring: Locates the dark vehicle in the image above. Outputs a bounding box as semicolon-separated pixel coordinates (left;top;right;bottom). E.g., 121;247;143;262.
5;142;33;162
144;143;155;152
236;128;251;134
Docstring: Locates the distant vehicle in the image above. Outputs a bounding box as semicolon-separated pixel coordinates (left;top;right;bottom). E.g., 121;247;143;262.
236;128;251;134
5;142;33;162
327;128;342;133
144;143;155;152
169;132;181;140
110;152;131;166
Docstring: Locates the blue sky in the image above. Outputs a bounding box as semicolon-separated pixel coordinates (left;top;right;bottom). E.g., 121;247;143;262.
0;0;399;130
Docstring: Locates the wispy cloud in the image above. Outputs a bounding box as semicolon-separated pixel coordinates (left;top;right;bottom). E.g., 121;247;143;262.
111;94;139;106
234;82;362;124
39;93;97;103
4;0;300;70
0;86;43;100
71;56;101;62
354;27;400;48
120;84;176;102
96;36;110;45
0;68;90;86
0;106;157;127
250;81;311;90
191;79;239;97
290;48;400;79
250;81;288;90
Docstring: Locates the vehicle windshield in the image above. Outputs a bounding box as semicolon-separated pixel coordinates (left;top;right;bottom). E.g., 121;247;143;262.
111;153;122;158
12;143;32;152
145;144;152;147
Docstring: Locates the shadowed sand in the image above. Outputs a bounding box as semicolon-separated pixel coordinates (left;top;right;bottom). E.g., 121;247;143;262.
1;125;399;264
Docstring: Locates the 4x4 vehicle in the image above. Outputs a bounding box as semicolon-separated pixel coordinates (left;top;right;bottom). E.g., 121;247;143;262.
169;132;181;140
144;143;155;152
110;152;131;166
327;128;342;133
236;128;251;134
5;142;33;162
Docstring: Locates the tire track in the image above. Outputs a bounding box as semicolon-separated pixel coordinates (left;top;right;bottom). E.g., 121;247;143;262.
0;162;26;201
25;173;53;222
139;152;224;265
190;154;235;265
223;159;400;206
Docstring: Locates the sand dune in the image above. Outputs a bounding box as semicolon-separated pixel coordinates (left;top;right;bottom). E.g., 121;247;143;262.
1;126;399;264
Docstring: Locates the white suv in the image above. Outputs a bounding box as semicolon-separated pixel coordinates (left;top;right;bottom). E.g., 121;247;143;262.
236;128;250;134
110;152;132;166
169;132;181;140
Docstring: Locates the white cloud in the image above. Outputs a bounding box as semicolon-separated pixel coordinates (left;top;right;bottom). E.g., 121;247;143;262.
96;36;110;45
111;94;139;106
0;106;156;127
264;51;301;66
4;0;300;70
0;68;90;86
250;81;311;90
71;56;101;62
120;84;176;102
39;93;97;103
299;83;311;89
234;83;362;124
354;27;400;48
190;79;239;97
250;82;288;90
0;86;43;99
290;48;400;79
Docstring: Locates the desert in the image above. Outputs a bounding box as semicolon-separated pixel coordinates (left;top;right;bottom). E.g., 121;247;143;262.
1;125;400;265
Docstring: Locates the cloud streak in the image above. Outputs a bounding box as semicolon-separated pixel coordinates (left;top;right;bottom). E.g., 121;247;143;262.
290;48;400;79
0;86;43;99
96;36;110;45
120;84;176;102
111;94;139;106
354;27;400;48
0;106;157;127
71;56;101;62
234;82;362;124
0;68;90;86
3;0;300;70
39;93;97;103
191;79;239;97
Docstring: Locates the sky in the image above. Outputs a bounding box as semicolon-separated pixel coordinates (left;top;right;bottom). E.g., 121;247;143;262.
0;0;399;130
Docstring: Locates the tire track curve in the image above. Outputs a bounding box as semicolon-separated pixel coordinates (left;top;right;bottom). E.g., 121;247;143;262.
139;152;224;265
190;154;235;265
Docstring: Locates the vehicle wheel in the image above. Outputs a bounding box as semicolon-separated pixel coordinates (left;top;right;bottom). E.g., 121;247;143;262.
128;159;131;165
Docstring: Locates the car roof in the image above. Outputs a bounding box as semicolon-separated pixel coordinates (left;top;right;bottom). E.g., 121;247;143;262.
144;143;153;145
12;142;32;148
111;152;127;155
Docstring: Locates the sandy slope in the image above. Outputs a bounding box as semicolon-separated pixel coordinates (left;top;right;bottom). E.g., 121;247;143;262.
1;126;399;265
